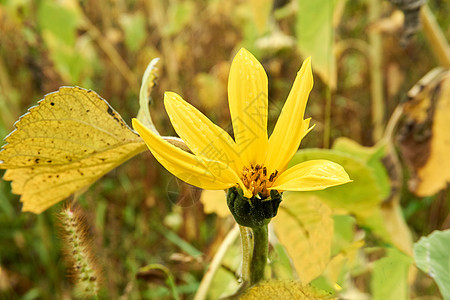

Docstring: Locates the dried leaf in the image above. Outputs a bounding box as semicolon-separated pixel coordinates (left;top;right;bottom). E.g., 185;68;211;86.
399;69;450;196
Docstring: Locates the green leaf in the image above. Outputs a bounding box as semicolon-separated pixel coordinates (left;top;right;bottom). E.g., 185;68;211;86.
38;0;79;46
208;268;240;299
289;149;384;217
371;248;413;300
163;1;195;36
42;32;94;83
120;12;147;52
331;215;356;256
332;137;390;200
270;243;296;280
296;0;338;89
208;241;241;299
309;215;363;294
313;239;364;293
240;280;335;299
362;203;414;256
273;193;334;284
331;139;414;256
414;229;450;300
37;1;95;83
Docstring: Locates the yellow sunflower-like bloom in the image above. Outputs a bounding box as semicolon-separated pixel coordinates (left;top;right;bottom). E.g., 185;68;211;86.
132;48;350;200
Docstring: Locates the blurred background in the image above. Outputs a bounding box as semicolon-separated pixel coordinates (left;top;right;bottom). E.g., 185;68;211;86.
0;0;449;299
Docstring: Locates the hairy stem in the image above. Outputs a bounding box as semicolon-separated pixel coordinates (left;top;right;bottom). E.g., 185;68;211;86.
250;224;268;285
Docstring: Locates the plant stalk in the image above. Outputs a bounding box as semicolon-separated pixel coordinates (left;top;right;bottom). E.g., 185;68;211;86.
421;5;450;68
323;86;332;148
238;225;253;284
368;0;385;141
194;225;240;300
249;224;268;284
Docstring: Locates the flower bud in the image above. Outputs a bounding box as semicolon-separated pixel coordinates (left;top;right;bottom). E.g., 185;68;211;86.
226;187;282;228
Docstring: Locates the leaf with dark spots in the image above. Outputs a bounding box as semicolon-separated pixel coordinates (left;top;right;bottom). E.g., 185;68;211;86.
0;86;147;213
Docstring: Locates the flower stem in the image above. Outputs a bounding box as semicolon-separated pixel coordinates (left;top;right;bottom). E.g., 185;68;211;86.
250;224;268;285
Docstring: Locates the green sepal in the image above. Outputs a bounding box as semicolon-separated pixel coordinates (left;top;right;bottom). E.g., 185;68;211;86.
226;187;282;228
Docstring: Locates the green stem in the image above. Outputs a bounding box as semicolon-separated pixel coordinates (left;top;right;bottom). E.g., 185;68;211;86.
250;224;268;285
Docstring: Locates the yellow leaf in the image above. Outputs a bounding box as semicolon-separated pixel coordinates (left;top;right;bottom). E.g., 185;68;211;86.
240;279;335;300
273;193;333;284
249;0;273;35
399;69;450;196
0;87;146;213
324;240;364;286
194;72;225;110
361;201;414;257
200;189;229;218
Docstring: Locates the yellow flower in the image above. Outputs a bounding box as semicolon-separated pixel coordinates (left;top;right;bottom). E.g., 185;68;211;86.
132;48;350;199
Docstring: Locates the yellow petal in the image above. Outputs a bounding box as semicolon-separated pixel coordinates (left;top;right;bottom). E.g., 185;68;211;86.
228;48;268;165
270;160;351;191
132;118;240;190
164;92;243;173
265;57;314;173
301;119;315;142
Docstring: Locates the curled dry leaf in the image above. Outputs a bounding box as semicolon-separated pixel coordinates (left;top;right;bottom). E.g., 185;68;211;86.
398;68;450;196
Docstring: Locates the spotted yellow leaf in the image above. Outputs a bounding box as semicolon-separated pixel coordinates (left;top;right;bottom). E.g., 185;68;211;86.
240;279;335;299
0;87;147;213
273;192;334;284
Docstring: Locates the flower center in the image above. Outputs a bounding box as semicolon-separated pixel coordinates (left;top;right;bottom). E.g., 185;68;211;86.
241;164;279;198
